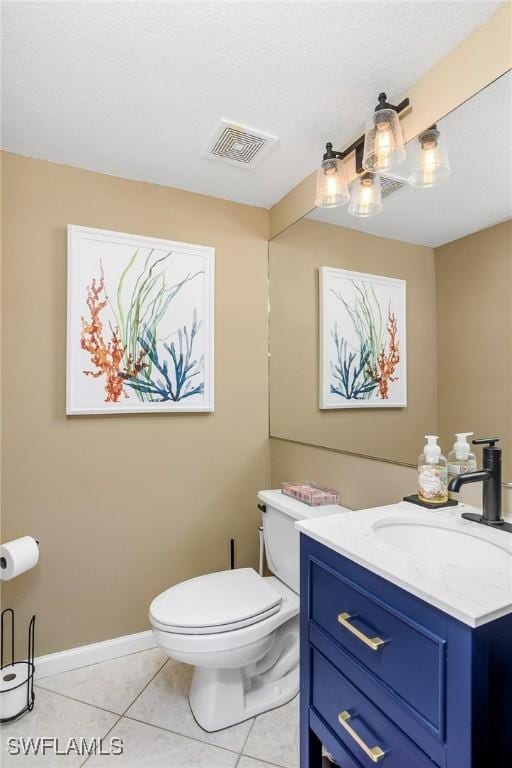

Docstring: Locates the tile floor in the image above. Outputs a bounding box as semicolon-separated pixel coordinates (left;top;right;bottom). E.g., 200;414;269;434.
0;648;299;768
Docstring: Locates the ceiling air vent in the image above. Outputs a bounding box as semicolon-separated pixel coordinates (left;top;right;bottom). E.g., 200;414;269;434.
202;120;278;170
380;175;407;199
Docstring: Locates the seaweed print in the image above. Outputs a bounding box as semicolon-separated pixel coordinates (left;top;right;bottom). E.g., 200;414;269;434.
330;280;400;400
81;250;204;403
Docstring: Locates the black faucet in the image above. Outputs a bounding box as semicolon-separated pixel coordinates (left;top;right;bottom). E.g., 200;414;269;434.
448;437;512;533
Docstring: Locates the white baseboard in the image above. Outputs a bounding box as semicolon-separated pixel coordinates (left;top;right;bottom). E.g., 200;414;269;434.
35;630;157;679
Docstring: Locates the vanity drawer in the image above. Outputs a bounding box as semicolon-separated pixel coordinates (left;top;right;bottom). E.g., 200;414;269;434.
311;648;436;768
309;558;446;735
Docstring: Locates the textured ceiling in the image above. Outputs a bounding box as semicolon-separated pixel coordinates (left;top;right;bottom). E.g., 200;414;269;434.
1;0;504;208
309;71;512;247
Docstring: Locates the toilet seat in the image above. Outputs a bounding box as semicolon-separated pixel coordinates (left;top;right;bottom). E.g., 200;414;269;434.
152;577;299;656
150;568;282;635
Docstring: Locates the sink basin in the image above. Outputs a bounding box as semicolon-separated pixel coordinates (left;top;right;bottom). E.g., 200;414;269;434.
373;519;512;571
296;502;512;626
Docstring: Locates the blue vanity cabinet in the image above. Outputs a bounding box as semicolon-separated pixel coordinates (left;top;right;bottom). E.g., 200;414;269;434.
299;534;512;768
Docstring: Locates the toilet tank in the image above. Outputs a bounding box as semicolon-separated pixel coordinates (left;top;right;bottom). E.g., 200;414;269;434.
257;489;348;594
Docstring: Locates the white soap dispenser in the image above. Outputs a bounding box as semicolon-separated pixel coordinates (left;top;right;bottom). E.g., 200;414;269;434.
448;432;477;488
418;435;448;504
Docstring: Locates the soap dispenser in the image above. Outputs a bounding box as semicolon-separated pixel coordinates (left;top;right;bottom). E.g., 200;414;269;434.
418;435;448;504
447;432;477;488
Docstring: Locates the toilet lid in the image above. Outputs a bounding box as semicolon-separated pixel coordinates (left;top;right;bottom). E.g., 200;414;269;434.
150;568;282;634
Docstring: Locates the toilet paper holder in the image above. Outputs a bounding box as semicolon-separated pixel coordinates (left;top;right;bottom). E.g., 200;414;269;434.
0;608;36;723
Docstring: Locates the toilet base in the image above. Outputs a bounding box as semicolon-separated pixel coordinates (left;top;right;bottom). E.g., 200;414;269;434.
189;616;299;731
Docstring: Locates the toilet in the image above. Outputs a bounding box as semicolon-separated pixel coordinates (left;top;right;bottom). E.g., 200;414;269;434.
150;489;347;731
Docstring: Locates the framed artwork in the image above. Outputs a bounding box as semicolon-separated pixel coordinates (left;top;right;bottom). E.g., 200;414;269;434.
67;225;214;414
319;267;406;409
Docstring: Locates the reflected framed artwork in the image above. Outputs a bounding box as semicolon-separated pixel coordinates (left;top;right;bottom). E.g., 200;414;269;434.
319;267;406;409
67;225;214;414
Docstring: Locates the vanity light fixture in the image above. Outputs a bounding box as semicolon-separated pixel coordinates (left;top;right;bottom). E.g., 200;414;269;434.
315;90;410;213
347;173;383;218
315;91;452;214
408;124;451;188
362;92;408;173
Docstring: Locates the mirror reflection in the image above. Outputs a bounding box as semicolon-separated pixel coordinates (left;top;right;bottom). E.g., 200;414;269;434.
269;72;512;473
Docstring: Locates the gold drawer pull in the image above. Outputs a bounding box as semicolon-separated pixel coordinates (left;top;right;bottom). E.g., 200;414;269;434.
338;710;385;763
338;612;385;651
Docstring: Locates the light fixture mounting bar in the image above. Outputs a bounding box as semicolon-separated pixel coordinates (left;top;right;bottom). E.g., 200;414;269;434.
395;97;410;113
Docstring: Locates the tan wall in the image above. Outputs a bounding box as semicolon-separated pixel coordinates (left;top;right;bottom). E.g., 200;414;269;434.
269;217;437;465
271;438;416;510
1;153;270;656
436;219;512;479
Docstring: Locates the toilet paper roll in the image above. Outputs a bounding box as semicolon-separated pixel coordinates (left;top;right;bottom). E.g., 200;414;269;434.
0;662;33;720
0;536;39;581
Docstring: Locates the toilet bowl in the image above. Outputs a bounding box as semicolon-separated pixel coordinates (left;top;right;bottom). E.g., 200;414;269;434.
151;571;299;731
150;489;347;731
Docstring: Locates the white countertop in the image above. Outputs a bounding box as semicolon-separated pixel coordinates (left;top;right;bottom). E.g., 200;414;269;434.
296;502;512;627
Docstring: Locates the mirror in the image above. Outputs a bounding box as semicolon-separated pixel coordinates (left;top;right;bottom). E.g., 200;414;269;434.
269;72;512;474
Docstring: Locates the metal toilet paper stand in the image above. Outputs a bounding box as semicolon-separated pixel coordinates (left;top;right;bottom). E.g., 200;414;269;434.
0;608;36;723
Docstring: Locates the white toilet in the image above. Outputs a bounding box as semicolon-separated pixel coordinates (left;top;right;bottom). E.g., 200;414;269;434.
150;489;346;732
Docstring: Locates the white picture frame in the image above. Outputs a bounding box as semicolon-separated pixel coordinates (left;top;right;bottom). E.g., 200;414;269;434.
319;267;407;409
67;225;214;415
